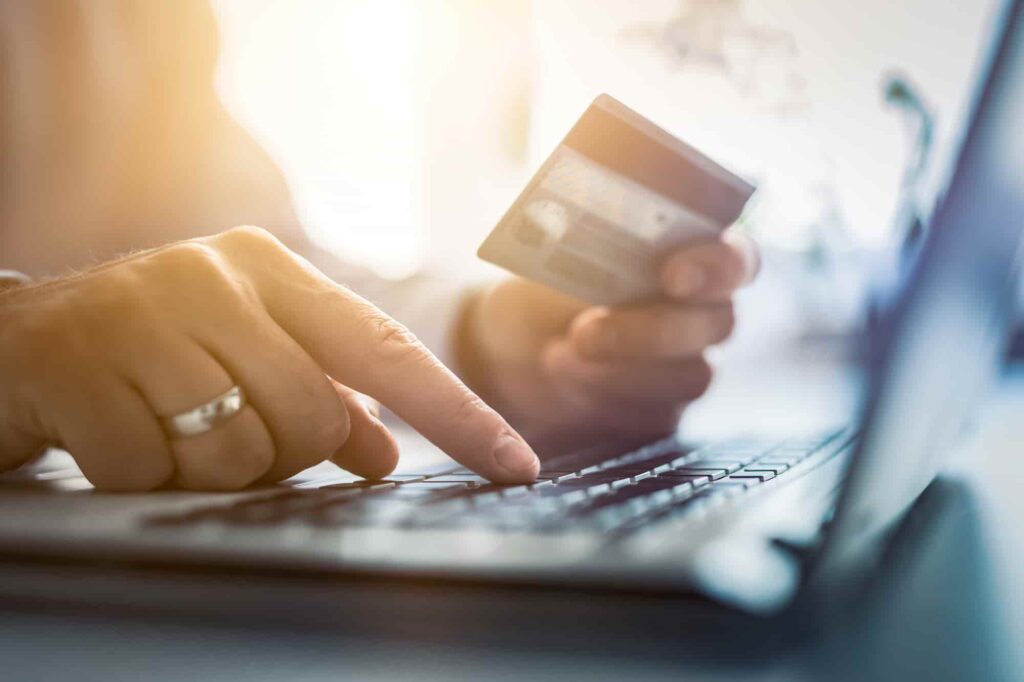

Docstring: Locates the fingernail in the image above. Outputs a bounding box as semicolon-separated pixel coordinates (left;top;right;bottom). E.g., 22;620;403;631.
492;433;540;478
670;265;706;297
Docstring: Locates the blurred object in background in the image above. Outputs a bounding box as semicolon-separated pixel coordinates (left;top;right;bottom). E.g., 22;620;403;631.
531;0;998;360
212;0;1008;356
212;0;531;278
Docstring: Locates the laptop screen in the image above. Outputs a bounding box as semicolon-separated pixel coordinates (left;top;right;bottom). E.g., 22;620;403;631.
813;0;1024;586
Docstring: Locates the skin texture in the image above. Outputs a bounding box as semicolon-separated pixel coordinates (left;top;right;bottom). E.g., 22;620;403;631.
0;227;541;491
0;1;761;490
0;229;758;491
459;231;760;456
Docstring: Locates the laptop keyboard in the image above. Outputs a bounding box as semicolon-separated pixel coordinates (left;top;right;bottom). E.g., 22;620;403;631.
147;431;848;536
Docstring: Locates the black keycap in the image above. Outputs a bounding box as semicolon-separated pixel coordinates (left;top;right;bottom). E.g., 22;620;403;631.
423;474;490;485
545;478;613;492
682;459;743;474
601;449;692;475
576;478;680;514
672;467;729;481
396;480;471;489
566;470;646;485
658;472;715;485
386;481;471;497
319;481;397;491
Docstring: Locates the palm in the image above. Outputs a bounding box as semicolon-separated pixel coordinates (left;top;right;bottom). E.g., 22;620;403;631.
469;278;684;456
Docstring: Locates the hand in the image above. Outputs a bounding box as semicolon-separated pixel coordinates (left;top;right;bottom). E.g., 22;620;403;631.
459;232;760;456
0;227;540;491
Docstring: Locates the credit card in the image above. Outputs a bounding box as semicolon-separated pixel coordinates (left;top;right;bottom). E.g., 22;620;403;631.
478;94;755;304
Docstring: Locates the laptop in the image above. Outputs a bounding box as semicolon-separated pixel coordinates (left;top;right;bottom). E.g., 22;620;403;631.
0;0;1021;619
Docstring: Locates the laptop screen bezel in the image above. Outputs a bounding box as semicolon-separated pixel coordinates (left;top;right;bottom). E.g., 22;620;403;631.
808;0;1024;593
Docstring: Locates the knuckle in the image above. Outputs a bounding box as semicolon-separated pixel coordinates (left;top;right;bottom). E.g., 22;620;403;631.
146;241;260;315
214;226;306;289
87;271;157;326
144;242;234;301
156;241;226;277
220;225;285;255
364;313;427;366
452;390;490;425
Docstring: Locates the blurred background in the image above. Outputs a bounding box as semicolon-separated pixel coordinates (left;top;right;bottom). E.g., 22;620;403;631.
210;0;1002;358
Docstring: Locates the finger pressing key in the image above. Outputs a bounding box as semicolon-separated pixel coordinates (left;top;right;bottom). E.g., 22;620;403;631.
220;228;540;484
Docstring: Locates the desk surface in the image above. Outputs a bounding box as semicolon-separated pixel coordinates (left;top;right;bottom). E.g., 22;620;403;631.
0;367;1021;682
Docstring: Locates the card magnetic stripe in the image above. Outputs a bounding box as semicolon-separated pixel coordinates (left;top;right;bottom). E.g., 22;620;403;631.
563;104;751;227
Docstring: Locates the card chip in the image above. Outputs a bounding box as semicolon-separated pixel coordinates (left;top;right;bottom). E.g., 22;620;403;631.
479;94;755;304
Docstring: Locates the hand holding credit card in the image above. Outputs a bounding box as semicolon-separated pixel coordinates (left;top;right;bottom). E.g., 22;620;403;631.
478;95;755;305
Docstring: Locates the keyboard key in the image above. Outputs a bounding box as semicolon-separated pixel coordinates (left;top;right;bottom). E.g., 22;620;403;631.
733;468;777;481
744;464;789;475
697;481;752;498
579;479;690;530
576;478;680;514
665;477;706;494
501;485;534;498
406;480;472;488
145;430;840;533
681;460;743;474
424;474;490;486
547;489;588;506
725;473;769;484
753;458;798;471
319;481;397;491
601;449;693;475
658;472;714;485
573;470;644;484
671;467;729;481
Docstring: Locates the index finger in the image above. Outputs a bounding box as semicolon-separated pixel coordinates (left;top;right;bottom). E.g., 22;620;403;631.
220;228;540;484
